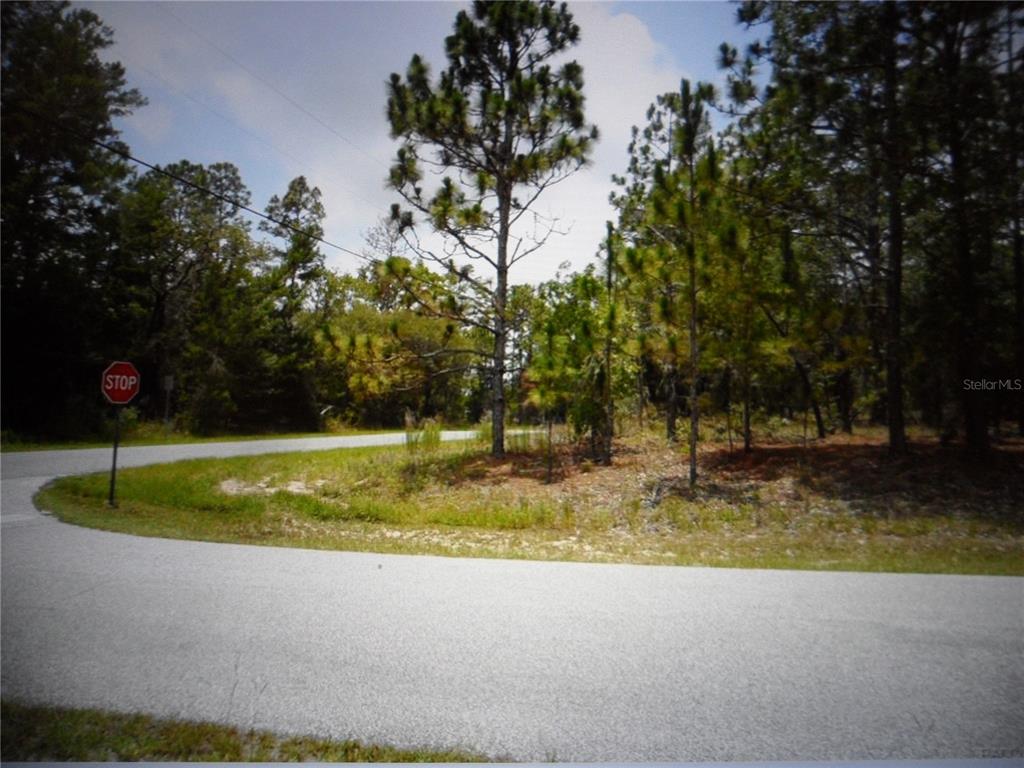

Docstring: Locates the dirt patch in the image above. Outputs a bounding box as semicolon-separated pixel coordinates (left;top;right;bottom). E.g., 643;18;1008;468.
220;477;326;496
702;436;1024;523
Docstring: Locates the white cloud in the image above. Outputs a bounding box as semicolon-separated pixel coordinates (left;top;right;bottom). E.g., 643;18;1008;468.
90;1;693;285
506;2;690;283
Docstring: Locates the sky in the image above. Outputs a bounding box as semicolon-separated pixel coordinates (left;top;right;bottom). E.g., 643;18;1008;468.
83;1;760;285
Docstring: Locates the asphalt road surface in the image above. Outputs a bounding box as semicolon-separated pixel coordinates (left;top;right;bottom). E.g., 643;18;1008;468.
2;436;1022;761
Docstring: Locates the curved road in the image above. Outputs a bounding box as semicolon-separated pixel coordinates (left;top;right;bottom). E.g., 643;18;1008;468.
2;436;1022;761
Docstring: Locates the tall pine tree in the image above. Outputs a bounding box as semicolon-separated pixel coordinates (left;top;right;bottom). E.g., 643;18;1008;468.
385;0;597;457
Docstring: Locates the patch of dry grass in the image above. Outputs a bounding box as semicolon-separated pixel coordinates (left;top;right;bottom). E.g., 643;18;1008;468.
37;428;1024;574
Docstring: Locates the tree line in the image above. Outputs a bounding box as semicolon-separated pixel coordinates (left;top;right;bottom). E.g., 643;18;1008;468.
3;1;1021;474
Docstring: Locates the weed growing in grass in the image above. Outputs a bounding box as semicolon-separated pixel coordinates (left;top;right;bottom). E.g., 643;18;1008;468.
426;497;556;530
421;418;442;452
404;416;445;490
405;414;442;455
559;500;577;531
506;430;536;453
475;418;493;450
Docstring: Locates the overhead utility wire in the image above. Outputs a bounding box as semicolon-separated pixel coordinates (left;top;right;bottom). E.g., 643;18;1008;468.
129;58;309;170
14;86;362;259
16;98;368;258
159;7;567;233
82;130;364;259
161;5;388;170
126;55;388;216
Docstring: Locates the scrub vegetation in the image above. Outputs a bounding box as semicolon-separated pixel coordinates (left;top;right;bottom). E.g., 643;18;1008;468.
4;1;1022;474
37;424;1024;575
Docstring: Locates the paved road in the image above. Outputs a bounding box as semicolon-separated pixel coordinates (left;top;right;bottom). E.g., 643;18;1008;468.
2;438;1022;761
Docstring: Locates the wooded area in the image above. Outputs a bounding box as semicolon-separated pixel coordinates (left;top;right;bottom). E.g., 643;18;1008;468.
3;1;1021;473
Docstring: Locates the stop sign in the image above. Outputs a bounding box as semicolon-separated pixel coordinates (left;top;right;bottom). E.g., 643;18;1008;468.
101;361;141;405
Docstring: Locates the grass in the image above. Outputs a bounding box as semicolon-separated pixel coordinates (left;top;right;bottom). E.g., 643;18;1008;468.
35;425;1024;575
0;700;487;762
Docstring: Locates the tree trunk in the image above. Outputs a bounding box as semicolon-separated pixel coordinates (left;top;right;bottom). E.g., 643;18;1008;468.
546;416;553;484
1011;151;1024;436
490;56;521;461
492;181;510;459
637;363;646;432
836;339;854;434
685;115;699;488
794;359;826;440
866;199;887;425
666;364;678;443
743;376;752;453
883;1;908;455
602;223;614;465
688;244;699;487
1008;7;1024;436
491;301;506;458
724;367;734;454
943;15;988;454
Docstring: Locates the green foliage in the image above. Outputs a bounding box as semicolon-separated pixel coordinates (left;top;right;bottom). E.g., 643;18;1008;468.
4;0;1021;455
386;0;598;457
693;1;1023;453
613;78;724;479
317;269;479;427
1;1;145;438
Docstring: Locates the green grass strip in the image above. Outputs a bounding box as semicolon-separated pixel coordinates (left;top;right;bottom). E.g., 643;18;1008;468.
33;437;1024;576
0;700;488;762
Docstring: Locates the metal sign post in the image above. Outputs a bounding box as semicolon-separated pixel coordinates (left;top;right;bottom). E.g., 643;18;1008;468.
109;406;121;507
102;361;141;508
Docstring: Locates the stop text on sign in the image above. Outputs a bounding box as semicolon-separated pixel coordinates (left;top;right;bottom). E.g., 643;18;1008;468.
105;373;138;389
102;361;141;405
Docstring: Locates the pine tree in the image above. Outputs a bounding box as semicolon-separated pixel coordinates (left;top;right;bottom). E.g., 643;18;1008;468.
385;0;597;458
260;176;328;431
1;1;145;437
616;79;719;485
727;1;915;453
907;3;1010;452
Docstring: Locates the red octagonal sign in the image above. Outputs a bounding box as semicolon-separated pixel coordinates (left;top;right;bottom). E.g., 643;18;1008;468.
102;361;141;405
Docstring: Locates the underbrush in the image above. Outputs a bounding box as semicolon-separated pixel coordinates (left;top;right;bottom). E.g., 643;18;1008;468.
36;430;1024;574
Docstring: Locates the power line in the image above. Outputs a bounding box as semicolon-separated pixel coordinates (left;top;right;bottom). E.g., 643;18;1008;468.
128;57;310;170
124;54;388;216
160;5;388;171
14;98;368;258
81;130;365;259
137;7;573;246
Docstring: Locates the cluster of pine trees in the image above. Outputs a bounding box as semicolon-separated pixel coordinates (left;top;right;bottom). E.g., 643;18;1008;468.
1;2;474;437
3;1;1021;469
600;1;1023;470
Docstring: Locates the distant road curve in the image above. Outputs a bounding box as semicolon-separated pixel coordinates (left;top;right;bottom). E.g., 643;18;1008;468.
0;430;478;482
1;434;1022;761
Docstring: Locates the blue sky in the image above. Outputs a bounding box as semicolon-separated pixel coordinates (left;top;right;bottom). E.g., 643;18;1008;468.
83;1;760;284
